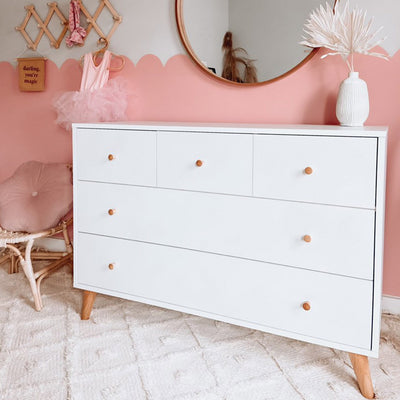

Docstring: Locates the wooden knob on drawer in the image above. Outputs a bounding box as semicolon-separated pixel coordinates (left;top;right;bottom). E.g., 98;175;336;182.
302;301;311;311
108;263;115;270
304;167;313;175
195;160;203;167
108;208;116;216
303;235;312;243
108;154;115;161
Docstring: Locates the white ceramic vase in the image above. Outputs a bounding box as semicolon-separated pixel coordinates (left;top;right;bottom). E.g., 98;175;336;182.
336;71;369;127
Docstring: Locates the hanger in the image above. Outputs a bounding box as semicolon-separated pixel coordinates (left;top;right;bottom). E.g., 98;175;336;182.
93;37;125;71
92;36;109;64
79;37;125;71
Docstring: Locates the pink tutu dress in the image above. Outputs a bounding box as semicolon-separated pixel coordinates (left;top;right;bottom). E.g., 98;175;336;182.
53;50;128;131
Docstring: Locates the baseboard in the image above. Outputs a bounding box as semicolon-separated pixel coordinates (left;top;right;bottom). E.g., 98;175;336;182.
382;295;400;315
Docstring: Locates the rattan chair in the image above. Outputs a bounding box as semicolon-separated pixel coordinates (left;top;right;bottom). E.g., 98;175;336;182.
0;218;73;311
0;161;73;310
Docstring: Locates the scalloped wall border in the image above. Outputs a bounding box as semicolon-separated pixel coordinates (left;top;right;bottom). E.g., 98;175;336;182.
0;50;399;297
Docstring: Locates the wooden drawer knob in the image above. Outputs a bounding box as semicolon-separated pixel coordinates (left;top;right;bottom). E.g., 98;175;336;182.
302;301;311;311
303;235;312;243
108;208;116;216
108;154;115;161
304;167;313;175
195;160;203;167
108;263;115;270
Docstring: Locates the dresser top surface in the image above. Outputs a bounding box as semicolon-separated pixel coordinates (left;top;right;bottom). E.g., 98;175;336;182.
72;121;388;137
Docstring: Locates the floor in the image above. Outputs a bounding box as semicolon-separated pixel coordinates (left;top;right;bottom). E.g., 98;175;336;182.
0;264;399;400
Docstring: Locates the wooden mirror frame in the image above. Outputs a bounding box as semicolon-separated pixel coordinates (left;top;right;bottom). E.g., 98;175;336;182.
175;0;330;86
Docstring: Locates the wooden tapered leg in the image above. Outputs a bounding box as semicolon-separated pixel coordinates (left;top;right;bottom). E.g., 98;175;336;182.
81;291;97;320
349;353;375;399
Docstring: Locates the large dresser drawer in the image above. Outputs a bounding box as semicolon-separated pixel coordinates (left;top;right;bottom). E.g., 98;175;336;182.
75;233;373;350
157;131;253;195
76;181;375;280
254;135;377;208
74;128;156;186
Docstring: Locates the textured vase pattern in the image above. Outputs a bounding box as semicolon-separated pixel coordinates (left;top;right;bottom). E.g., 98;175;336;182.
336;72;369;127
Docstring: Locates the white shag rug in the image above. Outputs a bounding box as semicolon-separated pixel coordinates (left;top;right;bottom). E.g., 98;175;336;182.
0;264;399;400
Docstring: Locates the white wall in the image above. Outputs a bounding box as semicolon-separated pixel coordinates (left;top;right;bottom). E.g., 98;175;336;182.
0;0;399;69
346;0;399;56
0;0;182;67
229;0;326;81
183;0;229;75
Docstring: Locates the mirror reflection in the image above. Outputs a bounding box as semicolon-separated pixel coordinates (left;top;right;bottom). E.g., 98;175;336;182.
179;0;334;84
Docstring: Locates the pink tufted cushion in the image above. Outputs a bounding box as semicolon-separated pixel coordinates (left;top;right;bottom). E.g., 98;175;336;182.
0;161;73;232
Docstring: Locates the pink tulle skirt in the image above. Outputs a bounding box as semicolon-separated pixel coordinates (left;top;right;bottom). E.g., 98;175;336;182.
53;77;128;131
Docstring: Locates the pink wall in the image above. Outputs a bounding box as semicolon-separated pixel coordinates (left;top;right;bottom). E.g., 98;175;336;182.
0;50;399;296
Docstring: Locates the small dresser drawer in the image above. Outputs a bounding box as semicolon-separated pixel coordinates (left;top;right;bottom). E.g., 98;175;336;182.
254;135;377;208
157;131;252;195
76;181;375;280
75;233;373;350
74;128;156;186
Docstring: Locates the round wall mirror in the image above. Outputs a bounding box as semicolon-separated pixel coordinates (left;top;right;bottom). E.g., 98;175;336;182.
176;0;335;86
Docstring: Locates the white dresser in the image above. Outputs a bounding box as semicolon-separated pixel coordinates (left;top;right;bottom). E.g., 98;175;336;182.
73;122;387;396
